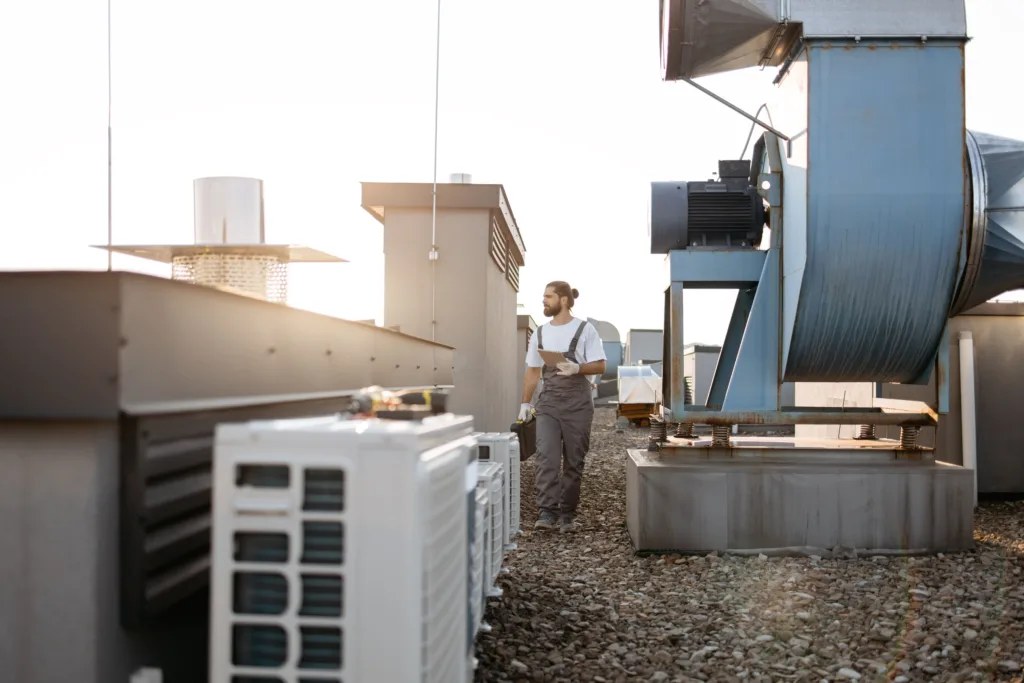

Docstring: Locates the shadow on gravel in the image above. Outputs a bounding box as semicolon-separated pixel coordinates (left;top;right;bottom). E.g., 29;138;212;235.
476;406;1024;683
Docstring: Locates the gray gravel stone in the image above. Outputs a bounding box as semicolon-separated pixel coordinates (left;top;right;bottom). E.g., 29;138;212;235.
474;407;1024;682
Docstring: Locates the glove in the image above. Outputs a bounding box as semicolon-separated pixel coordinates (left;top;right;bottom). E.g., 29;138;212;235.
518;403;534;422
556;360;580;376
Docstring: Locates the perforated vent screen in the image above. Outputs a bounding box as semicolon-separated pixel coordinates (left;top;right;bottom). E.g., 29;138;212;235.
171;253;289;303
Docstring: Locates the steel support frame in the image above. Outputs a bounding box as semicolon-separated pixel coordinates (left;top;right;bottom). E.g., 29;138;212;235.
662;133;937;429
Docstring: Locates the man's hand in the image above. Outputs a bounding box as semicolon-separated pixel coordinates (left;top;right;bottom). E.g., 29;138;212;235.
518;403;534;422
556;361;580;376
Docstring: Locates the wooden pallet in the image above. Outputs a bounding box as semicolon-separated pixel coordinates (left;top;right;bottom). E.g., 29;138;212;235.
617;402;656;426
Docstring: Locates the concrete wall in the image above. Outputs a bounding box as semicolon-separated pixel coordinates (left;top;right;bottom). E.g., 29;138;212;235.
626;329;663;365
794;304;1024;493
383;207;519;432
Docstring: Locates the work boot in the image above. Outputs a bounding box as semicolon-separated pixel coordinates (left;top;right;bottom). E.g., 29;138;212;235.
534;511;557;531
559;515;577;534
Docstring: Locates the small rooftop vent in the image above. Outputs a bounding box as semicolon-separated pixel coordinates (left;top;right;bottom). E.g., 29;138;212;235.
450;173;473;184
93;177;345;304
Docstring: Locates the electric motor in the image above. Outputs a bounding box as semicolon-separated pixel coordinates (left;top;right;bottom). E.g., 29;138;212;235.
650;159;767;253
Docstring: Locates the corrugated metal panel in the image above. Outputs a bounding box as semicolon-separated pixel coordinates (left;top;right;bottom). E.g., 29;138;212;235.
119;396;362;628
784;41;966;383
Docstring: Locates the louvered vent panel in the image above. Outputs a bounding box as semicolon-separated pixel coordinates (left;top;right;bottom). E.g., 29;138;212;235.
471;486;487;635
422;451;470;683
489;219;508;273
506;261;520;292
119;396;353;629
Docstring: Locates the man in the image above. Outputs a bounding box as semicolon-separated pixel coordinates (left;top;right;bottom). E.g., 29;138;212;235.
519;280;606;533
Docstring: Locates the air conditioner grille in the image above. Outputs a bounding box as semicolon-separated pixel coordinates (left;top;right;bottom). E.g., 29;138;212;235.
234;573;287;615
301;521;344;565
471;487;487;635
508;449;521;536
488;481;503;584
303;469;345;512
226;465;347;680
235;532;289;563
422;451;471;683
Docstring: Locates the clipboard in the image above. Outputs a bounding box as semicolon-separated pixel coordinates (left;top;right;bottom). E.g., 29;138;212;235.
538;350;568;367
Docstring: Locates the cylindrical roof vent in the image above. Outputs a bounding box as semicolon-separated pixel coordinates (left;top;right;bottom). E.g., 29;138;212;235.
449;173;473;184
193;177;265;245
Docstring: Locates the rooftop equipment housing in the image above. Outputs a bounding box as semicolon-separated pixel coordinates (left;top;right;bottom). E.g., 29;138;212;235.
361;180;527;433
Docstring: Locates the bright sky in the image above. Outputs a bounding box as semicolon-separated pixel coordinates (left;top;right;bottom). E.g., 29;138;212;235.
1;0;1020;345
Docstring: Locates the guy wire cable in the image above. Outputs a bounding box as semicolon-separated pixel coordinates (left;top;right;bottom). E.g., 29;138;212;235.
106;0;113;272
429;0;442;341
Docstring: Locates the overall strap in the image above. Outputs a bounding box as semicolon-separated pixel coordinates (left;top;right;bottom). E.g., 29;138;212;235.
537;325;544;350
567;320;589;359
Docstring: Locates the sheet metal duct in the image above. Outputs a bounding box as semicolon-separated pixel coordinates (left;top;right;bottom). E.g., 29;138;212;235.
659;0;968;81
951;131;1024;315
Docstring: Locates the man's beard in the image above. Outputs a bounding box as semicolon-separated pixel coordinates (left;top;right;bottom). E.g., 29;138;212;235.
543;302;561;318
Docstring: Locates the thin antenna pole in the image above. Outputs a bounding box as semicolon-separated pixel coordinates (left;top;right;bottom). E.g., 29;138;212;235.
106;0;113;271
429;0;441;341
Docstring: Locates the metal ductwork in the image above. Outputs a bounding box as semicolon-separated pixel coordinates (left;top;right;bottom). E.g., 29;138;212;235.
659;0;969;82
951;131;1024;315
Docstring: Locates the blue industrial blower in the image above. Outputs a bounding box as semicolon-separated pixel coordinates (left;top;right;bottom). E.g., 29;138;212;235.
627;0;1024;555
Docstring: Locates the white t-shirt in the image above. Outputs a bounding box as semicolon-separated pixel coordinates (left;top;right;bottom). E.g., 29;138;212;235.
525;318;607;368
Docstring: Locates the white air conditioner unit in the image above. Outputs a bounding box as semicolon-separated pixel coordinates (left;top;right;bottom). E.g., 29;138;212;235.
476;461;505;600
209;412;476;683
474;432;521;550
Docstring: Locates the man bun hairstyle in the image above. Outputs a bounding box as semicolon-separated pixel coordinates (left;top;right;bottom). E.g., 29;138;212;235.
547;280;579;309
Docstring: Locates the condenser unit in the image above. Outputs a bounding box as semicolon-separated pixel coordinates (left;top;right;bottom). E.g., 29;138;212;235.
209;412;476;683
475;432;521;549
476;460;505;600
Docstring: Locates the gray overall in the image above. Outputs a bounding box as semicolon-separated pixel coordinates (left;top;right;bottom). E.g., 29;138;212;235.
534;321;595;518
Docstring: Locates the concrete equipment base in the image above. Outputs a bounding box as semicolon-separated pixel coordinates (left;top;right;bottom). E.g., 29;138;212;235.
626;437;975;555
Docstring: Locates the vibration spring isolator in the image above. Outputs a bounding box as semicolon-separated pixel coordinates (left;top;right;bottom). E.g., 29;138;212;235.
648;419;668;451
900;425;920;450
675;377;696;439
856;424;877;440
711;425;731;448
